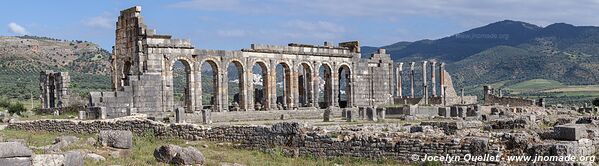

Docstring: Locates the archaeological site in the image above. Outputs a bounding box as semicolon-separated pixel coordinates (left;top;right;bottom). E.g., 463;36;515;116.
1;5;599;166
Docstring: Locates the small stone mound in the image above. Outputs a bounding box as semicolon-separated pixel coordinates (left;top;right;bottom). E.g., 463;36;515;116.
154;144;204;165
98;130;133;149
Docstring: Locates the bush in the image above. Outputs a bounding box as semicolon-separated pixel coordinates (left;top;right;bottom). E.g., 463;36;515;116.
8;102;26;116
0;97;10;108
593;98;599;107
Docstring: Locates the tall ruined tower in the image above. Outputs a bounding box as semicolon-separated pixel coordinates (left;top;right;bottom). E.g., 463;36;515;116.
112;6;146;91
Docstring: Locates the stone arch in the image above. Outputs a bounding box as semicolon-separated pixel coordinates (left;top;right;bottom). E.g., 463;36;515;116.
226;59;246;111
275;61;292;109
199;59;220;111
297;62;313;107
338;64;352;108
251;60;270;110
167;57;194;112
318;62;333;108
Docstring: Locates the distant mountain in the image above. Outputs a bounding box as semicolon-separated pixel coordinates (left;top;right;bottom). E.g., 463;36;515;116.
0;36;111;99
361;20;599;89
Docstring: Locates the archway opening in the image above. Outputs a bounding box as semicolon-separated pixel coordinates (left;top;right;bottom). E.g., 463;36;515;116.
338;65;351;108
172;60;192;112
298;63;312;107
201;60;218;110
318;64;333;109
227;61;244;111
275;63;291;110
252;62;268;110
122;61;132;87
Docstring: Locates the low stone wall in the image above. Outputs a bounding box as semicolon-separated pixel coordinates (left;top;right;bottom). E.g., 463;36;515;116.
6;118;498;165
484;95;534;107
186;109;342;123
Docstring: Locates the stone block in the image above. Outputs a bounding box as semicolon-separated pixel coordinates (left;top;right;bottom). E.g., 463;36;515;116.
0;142;33;158
366;107;377;121
376;108;386;120
202;109;212;124
175;107;185;123
78;111;86;120
99;107;107;119
0;157;32;166
323;107;332;122
33;154;64;166
554;125;586;141
98;130;133;149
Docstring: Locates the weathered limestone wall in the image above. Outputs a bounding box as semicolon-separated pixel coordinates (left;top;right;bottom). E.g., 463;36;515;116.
39;70;70;109
6;118;497;165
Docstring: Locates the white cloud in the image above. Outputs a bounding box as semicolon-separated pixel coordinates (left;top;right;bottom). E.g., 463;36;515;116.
84;15;114;29
7;22;29;35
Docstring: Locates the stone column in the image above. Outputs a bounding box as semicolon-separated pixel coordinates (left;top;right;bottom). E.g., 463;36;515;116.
409;62;415;98
396;62;403;98
220;69;227;112
270;60;278;109
430;61;436;97
422;61;428;105
439;63;445;97
311;63;318;108
245;65;254;111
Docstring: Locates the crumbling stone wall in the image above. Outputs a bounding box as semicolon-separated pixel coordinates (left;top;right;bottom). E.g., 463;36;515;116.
483;86;534;106
39;70;70;109
7;118;497;165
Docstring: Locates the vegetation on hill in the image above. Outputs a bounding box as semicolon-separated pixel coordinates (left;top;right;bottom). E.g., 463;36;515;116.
361;20;599;105
0;36;111;100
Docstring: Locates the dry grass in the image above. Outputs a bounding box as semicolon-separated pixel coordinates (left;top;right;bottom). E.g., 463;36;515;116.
0;129;404;166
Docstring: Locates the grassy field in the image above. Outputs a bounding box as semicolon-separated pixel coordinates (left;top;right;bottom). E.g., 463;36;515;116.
0;129;404;166
481;79;599;106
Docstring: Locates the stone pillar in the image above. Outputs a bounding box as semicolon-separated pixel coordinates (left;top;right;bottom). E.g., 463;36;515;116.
220;69;228;112
409;62;415;98
396;62;403;97
422;61;428;105
430;61;436;97
78;111;86;120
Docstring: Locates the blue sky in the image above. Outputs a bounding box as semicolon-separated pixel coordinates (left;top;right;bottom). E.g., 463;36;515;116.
2;0;599;50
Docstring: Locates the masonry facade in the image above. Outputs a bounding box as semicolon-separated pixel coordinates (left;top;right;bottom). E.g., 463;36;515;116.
88;6;398;118
40;70;70;109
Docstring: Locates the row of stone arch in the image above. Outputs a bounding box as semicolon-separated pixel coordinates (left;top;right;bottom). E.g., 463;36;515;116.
165;56;353;112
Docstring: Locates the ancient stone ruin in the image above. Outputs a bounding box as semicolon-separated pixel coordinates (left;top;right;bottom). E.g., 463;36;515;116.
5;6;597;166
39;70;70;112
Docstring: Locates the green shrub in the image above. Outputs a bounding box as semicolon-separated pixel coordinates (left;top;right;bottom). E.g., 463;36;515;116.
8;102;27;116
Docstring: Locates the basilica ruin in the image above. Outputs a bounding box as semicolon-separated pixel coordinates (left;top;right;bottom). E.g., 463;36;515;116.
84;6;471;121
5;6;597;166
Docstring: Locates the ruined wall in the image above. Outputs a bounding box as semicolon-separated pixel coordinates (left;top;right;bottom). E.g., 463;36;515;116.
483;86;534;106
7;119;497;165
39;70;70;109
353;49;394;107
